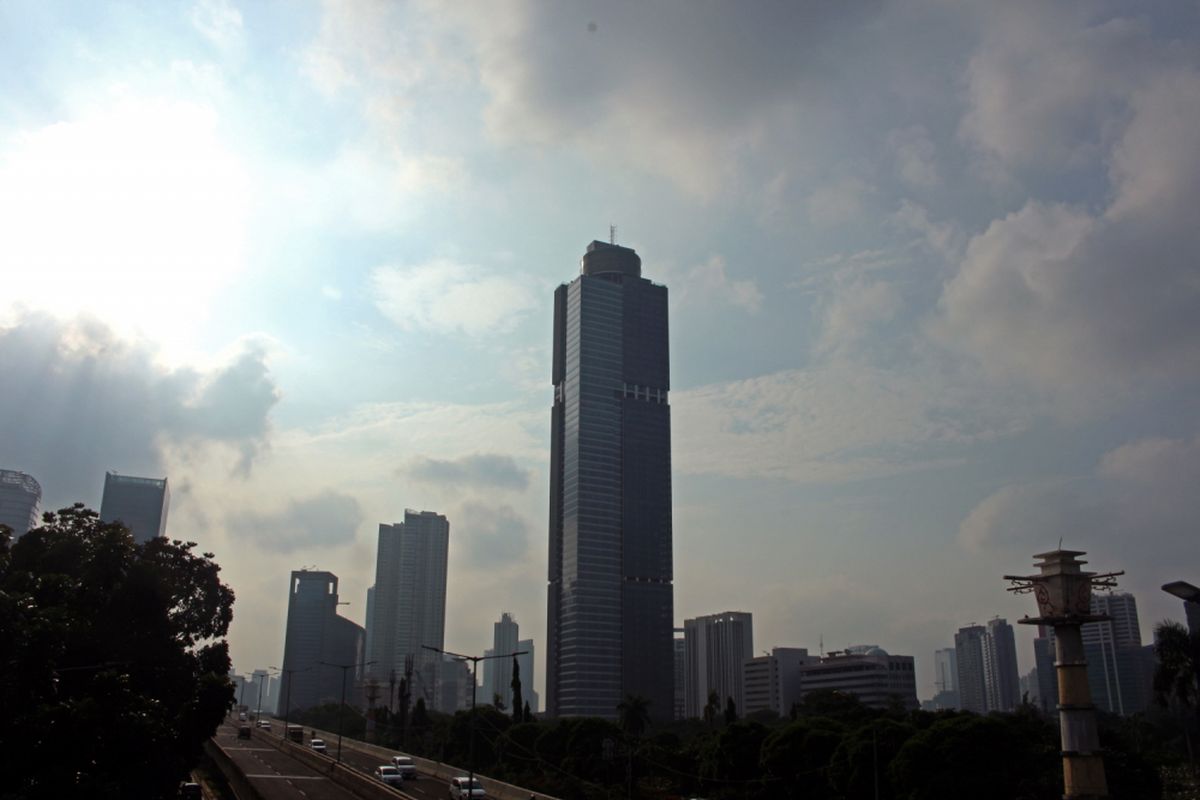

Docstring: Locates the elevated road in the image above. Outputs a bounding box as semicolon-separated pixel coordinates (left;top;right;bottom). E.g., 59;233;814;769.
213;721;368;800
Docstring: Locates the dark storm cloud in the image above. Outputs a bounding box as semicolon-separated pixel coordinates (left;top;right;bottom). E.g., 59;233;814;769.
0;312;280;509
404;453;530;491
228;489;363;553
453;502;531;568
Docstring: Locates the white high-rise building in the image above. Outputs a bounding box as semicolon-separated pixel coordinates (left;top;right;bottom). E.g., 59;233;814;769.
743;647;811;717
683;611;753;719
367;510;449;702
0;469;41;537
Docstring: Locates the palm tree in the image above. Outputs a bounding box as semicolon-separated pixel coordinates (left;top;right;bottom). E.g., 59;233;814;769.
1154;620;1200;773
617;694;651;739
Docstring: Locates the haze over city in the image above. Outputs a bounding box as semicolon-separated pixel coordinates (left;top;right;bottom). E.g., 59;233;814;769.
3;0;1199;707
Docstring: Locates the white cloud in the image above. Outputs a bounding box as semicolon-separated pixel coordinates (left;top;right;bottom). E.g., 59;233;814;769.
817;277;901;354
190;0;245;52
887;125;940;188
371;259;539;337
805;176;873;227
674;255;763;314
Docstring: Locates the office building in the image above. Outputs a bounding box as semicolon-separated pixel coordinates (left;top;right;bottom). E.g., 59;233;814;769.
278;570;365;712
743;647;812;717
673;630;686;720
1033;629;1057;714
798;646;918;710
517;638;538;715
0;469;41;537
436;656;474;713
983;618;1021;712
547;240;674;720
367;510;449;702
488;612;520;710
954;625;988;714
683;611;753;718
100;471;169;542
929;647;960;710
1082;593;1152;716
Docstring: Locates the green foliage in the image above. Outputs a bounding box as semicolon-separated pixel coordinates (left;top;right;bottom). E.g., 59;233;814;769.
0;505;235;800
289;702;366;738
618;694;651;739
827;718;915;800
511;657;524;724
759;717;846;800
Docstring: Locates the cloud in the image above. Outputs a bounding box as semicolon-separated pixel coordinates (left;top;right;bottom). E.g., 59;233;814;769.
404;454;531;491
190;0;245;52
935;59;1200;402
371;259;539;336
228;489;363;552
806;176;874;227
817;277;901;355
674;256;763;314
0;313;279;509
450;501;531;568
887;126;940;188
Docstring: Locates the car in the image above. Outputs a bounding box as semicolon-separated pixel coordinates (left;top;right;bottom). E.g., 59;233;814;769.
237;725;252;740
238;712;248;722
179;781;202;799
257;720;272;730
310;738;327;753
448;776;486;799
391;755;418;780
375;765;405;787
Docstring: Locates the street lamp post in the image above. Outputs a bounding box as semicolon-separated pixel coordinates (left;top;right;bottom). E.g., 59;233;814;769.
255;671;268;724
423;645;526;798
270;666;306;741
320;660;375;764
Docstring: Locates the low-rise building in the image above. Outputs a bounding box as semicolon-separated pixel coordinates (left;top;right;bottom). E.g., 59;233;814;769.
798;645;918;710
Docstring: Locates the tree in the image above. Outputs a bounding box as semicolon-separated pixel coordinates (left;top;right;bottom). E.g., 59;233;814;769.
724;696;738;725
1154;620;1200;772
618;694;651;739
0;505;235;799
522;700;533;723
511;657;524;724
703;689;721;726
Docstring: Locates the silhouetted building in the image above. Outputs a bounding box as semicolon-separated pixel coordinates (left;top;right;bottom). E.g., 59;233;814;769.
684;611;753;718
0;469;41;537
517;638;538;714
100;471;169;542
929;646;960;710
673;629;686;720
547;240;674;720
743;647;812;717
799;646;918;710
279;570;365;712
983;617;1021;712
488;612;520;710
1033;629;1057;713
1083;592;1152;716
367;510;449;703
955;624;988;714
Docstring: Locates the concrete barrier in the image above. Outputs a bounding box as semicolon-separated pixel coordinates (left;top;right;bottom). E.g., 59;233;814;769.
203;739;264;800
253;728;418;800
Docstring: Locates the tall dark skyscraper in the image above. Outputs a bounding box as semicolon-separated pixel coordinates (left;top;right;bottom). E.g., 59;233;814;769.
279;569;364;712
100;471;169;543
547;240;674;720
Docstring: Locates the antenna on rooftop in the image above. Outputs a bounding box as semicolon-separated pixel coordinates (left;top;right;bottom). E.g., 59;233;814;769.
610;224;617;244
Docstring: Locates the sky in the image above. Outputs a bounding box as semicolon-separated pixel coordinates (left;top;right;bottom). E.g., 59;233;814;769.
2;0;1199;703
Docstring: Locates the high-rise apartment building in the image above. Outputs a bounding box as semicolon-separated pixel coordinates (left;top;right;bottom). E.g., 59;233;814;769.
367;510;449;702
983;618;1021;712
547;240;674;720
743;647;812;717
1083;592;1151;716
954;624;988;714
0;469;41;536
100;471;169;542
278;570;365;712
683;611;753;718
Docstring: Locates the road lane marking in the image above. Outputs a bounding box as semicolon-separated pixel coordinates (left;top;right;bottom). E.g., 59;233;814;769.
244;775;327;780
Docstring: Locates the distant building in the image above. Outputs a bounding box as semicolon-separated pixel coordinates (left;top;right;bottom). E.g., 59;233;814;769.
673;630;686;720
436;656;474;714
743;647;812;717
683;611;753;718
1083;593;1152;716
983;618;1021;712
955;625;989;714
929;647;960;710
100;471;169;542
798;646;918;710
367;510;449;703
279;570;365;713
517;638;538;715
1033;629;1057;714
546;241;674;721
0;469;41;536
489;613;520;710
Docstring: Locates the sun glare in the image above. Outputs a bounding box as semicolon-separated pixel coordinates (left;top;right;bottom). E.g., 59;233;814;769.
0;95;249;357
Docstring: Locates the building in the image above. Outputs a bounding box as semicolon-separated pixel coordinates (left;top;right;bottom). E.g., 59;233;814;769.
683;611;753;718
517;638;538;715
1033;629;1057;714
954;625;988;714
278;570;365;713
1082;593;1152;716
983;618;1021;712
546;240;674;720
798;646;918;710
743;647;812;717
435;656;475;713
0;469;41;537
367;510;449;703
673;630;686;720
929;647;960;710
99;471;169;542
488;612;520;710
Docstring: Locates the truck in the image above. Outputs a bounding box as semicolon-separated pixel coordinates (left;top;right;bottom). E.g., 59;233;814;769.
287;725;304;743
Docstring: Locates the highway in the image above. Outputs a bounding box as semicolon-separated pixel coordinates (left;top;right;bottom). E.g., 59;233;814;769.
214;720;368;800
321;735;448;800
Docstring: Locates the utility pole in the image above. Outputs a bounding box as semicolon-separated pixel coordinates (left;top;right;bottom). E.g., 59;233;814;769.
423;645;526;796
319;660;376;764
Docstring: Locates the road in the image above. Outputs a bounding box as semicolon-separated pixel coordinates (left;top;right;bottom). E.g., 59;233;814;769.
214;720;367;800
324;736;447;800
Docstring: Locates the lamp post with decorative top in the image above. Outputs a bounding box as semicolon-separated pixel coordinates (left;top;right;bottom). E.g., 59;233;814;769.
1005;549;1122;800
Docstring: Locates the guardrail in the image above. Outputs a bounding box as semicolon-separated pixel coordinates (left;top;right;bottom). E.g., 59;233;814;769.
251;726;417;800
204;738;264;800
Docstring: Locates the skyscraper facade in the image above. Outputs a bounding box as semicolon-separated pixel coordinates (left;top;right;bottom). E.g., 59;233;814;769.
368;510;449;701
517;638;538;714
547;240;674;720
983;617;1021;712
1082;592;1151;716
0;469;41;536
99;471;169;542
488;612;520;710
278;570;365;712
954;624;988;714
683;611;753;718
